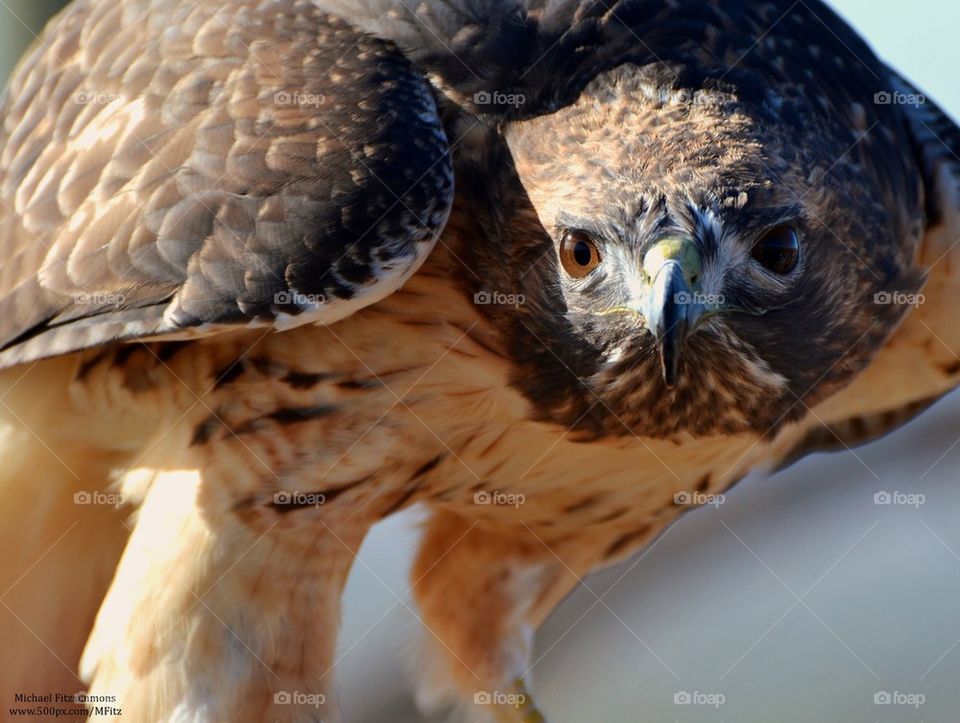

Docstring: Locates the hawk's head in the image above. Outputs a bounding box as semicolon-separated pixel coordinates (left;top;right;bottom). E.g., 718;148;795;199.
464;62;925;440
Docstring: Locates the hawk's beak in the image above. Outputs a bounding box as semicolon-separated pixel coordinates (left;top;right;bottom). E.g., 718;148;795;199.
641;236;705;388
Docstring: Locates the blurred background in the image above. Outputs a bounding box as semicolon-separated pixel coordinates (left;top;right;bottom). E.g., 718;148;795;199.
0;1;68;89
2;1;960;721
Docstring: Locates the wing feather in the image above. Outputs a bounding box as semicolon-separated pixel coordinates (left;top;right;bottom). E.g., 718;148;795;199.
780;71;960;465
0;0;454;367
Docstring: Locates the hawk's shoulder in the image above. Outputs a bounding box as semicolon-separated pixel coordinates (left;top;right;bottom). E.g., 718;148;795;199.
780;70;960;465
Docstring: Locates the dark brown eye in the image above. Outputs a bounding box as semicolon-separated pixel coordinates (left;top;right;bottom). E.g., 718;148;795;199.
559;230;601;278
752;225;800;274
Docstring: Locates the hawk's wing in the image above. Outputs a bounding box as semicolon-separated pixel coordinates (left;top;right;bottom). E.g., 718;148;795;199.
782;72;960;464
0;0;454;367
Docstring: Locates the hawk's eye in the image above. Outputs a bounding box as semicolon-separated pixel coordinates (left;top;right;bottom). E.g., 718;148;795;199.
559;230;601;278
751;225;800;274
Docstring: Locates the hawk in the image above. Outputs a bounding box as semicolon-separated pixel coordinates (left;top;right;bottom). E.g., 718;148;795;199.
1;0;958;720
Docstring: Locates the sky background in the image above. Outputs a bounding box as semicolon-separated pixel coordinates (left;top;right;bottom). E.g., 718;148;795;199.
2;1;960;722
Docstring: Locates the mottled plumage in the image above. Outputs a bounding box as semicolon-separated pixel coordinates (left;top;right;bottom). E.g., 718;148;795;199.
1;0;959;721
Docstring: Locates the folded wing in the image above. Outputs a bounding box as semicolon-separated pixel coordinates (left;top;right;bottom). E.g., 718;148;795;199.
0;0;454;366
